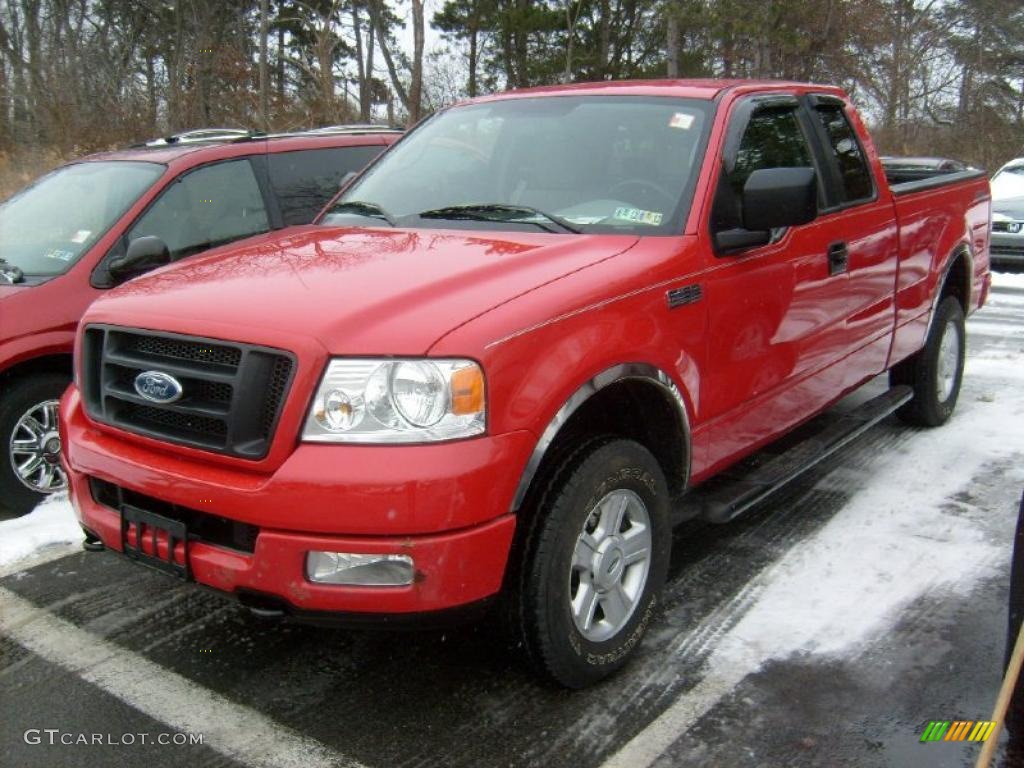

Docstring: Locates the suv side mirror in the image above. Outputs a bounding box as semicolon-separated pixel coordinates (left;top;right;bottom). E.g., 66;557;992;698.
108;236;171;283
742;167;818;231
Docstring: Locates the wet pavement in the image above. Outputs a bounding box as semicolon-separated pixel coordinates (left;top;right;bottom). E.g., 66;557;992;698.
2;276;1023;768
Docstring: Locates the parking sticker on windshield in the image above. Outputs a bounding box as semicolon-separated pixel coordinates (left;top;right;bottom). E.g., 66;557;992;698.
42;248;76;262
70;229;92;244
669;112;695;130
613;207;664;226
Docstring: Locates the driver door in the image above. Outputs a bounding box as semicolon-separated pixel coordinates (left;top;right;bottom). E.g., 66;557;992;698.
701;98;850;473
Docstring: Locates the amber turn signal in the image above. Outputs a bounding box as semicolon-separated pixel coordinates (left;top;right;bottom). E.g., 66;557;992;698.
450;365;485;415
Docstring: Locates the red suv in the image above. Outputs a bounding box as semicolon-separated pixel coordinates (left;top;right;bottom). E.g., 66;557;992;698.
0;126;400;514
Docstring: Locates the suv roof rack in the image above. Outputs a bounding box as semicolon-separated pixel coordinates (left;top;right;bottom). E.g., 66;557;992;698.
290;124;403;136
143;128;254;147
132;124;401;150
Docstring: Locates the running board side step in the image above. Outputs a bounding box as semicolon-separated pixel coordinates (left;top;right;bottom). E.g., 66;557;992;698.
689;386;913;525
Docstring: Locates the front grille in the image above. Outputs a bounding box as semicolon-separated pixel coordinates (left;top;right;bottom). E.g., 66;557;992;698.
82;326;295;459
992;244;1024;256
90;477;259;553
120;334;242;367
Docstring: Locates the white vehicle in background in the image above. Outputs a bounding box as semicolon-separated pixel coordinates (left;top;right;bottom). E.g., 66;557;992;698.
991;157;1024;270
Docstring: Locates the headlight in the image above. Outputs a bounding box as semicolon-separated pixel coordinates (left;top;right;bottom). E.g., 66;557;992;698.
303;358;485;443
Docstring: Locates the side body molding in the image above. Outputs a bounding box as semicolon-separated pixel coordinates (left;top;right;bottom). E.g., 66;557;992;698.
510;362;691;511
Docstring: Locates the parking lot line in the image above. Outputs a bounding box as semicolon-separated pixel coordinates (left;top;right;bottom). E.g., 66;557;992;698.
599;661;746;768
0;587;363;768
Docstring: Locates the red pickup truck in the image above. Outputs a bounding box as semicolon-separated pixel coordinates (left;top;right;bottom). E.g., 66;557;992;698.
60;80;991;688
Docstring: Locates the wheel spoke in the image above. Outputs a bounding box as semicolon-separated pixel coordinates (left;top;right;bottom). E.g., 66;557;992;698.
17;455;43;479
19;415;46;439
11;435;42;452
621;528;650;567
597;493;629;539
600;583;632;628
572;581;600;631
42;403;56;429
573;533;600;570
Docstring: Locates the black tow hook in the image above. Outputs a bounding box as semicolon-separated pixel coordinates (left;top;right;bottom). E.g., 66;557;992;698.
82;529;105;552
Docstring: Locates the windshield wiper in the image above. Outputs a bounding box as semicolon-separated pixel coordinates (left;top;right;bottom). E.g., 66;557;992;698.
327;200;396;227
417;204;582;234
0;258;24;284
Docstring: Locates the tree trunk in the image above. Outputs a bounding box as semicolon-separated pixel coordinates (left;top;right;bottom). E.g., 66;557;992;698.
276;23;285;101
368;0;410;114
409;0;424;123
467;0;479;96
259;0;269;131
666;10;679;78
352;0;369;121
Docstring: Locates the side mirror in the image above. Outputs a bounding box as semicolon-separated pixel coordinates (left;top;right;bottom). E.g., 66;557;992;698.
108;236;170;283
742;167;818;231
714;167;818;254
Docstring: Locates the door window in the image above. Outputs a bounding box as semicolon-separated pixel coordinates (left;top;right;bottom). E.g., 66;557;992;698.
269;146;384;225
128;159;269;261
814;106;873;203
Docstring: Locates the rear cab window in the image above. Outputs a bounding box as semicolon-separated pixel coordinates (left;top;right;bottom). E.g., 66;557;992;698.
811;104;875;204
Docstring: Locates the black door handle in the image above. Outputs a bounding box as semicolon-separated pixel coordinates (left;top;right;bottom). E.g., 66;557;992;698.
827;241;849;275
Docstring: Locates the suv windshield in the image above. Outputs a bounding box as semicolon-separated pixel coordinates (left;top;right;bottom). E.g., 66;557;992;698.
0;160;164;277
322;96;712;235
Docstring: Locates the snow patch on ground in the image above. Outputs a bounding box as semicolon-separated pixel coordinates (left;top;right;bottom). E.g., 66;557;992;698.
0;495;80;568
709;333;1024;670
993;270;1024;290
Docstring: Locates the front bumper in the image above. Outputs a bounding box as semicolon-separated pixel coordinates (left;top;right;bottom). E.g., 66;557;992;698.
991;231;1024;268
61;387;529;615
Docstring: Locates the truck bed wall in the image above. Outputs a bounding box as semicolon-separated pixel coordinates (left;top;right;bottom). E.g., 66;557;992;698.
888;172;991;367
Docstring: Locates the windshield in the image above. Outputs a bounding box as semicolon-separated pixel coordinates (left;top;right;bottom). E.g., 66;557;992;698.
992;164;1024;201
0;160;164;277
323;96;712;235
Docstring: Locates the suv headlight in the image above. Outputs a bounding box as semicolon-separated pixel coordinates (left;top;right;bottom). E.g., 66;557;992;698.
303;358;485;443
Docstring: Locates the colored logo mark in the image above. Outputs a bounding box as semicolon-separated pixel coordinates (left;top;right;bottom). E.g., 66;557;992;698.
920;720;996;743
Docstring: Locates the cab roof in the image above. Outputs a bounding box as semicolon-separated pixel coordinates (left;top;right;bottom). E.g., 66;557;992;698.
462;78;847;106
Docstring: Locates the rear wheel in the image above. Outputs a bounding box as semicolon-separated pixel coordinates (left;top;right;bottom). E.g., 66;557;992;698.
514;439;670;688
890;295;965;427
0;373;70;517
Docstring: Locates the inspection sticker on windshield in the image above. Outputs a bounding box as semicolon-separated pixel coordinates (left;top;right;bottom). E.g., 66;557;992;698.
42;248;76;262
669;112;695;130
70;229;91;244
613;207;663;226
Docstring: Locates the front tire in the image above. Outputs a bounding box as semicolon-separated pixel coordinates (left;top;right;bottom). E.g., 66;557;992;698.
0;373;71;517
890;295;965;427
516;439;671;688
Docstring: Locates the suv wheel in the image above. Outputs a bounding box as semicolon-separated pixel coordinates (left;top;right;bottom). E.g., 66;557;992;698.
516;439;670;688
1;373;70;517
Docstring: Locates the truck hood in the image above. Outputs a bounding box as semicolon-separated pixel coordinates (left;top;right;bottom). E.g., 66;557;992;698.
87;225;639;354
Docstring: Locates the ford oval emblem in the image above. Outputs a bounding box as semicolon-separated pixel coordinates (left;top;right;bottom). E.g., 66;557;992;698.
134;371;183;404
